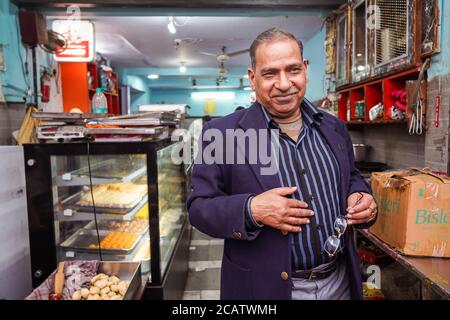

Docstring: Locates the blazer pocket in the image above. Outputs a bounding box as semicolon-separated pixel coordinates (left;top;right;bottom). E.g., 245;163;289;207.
221;253;254;300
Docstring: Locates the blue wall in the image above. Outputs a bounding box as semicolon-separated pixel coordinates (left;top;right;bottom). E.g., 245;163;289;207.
150;89;252;117
116;68;152;113
303;26;326;103
428;0;450;80
0;0;53;104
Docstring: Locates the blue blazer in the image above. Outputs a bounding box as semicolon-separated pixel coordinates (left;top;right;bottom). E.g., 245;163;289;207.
187;101;373;300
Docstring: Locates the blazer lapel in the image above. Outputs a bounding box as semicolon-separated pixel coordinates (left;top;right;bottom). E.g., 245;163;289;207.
237;102;281;192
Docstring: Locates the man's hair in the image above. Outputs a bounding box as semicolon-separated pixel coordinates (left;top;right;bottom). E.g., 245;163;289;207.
249;27;304;69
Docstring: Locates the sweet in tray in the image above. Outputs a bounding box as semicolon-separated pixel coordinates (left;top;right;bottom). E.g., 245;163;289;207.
77;183;147;209
88;232;140;250
101;220;148;233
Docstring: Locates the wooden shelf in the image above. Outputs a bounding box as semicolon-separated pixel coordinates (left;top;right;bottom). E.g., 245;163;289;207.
62;62;121;115
337;67;421;123
346;119;408;125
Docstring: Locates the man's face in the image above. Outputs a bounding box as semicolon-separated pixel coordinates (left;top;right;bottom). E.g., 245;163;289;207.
248;39;308;118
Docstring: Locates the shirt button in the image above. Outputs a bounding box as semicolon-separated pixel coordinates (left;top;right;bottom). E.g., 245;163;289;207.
301;169;307;175
280;272;289;281
309;195;314;201
281;230;288;236
316;224;322;231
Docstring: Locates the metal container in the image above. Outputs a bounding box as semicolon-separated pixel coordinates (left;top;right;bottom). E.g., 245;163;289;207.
353;144;371;162
97;261;142;300
60;229;143;255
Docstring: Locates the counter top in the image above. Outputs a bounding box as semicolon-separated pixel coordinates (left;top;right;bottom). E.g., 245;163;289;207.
358;229;450;299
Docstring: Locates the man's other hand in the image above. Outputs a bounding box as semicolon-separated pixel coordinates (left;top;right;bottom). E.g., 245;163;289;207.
346;192;377;225
250;187;314;233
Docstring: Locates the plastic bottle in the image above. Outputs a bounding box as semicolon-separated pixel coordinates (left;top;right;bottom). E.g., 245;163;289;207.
92;88;108;114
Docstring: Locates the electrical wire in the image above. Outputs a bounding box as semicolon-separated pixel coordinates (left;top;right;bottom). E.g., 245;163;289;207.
86;140;103;261
15;13;30;101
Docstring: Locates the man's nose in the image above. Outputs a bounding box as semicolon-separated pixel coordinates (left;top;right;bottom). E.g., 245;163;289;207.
275;72;291;91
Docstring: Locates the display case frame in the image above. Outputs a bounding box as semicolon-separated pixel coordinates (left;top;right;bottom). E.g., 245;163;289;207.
23;140;190;299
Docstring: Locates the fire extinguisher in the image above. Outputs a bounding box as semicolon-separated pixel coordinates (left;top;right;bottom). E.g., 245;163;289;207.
40;70;51;103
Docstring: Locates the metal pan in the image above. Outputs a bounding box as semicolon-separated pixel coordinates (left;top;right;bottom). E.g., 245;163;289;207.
84;220;149;236
62;191;148;215
60;229;142;255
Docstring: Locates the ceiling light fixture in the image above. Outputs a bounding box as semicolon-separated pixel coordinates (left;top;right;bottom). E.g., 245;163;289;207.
179;62;187;73
147;74;159;79
168;16;176;34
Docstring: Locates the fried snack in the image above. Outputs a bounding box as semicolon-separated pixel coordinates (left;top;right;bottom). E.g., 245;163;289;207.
72;274;129;300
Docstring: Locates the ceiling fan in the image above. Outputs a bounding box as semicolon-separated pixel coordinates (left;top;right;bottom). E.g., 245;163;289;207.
198;46;249;74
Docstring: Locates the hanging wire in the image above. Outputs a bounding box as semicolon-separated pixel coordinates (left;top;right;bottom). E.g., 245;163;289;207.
86;140;103;261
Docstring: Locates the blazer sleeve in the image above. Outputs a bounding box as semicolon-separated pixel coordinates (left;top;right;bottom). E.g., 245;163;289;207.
339;121;377;229
187;122;261;241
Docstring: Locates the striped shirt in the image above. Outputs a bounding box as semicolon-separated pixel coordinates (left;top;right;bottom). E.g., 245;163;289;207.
245;100;342;271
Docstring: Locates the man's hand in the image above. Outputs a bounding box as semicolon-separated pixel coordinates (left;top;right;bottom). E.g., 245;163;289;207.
346;192;377;225
250;187;314;233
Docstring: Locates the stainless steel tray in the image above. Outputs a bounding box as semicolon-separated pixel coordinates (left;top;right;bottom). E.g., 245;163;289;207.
62;158;147;181
84;220;149;236
62;191;148;215
86;126;164;134
60;229;142;255
97;261;142;300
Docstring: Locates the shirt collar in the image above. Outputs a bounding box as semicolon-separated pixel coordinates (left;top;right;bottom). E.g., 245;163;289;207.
259;99;323;129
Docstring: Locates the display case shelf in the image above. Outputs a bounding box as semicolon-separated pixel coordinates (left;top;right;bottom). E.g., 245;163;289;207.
56;159;147;187
57;196;148;222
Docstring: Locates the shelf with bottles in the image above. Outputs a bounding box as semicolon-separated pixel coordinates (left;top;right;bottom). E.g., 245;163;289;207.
337;67;422;124
60;61;120;114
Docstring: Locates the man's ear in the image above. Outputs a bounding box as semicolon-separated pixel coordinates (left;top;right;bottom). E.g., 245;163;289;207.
247;68;256;91
303;59;309;83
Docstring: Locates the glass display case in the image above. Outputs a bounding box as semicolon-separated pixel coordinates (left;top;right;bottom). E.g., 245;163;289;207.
336;12;349;87
351;0;370;82
24;140;190;299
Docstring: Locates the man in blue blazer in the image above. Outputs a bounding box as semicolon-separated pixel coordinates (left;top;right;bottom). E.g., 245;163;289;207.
187;28;378;300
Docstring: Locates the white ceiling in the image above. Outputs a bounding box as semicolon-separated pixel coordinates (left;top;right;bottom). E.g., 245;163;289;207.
90;16;325;69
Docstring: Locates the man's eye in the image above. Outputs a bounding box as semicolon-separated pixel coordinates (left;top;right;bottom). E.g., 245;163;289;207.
290;68;302;73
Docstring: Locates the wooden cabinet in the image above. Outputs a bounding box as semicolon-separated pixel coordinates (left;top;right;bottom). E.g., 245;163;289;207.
60;62;120;114
337;67;421;124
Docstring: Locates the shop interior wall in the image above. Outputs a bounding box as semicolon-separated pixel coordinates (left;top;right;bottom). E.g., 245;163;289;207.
349;126;426;170
150;88;252;117
115;11;330;116
303;26;327;104
0;0;58;145
424;0;450;174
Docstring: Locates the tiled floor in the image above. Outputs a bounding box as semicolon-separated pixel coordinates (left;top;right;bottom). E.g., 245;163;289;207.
182;227;223;300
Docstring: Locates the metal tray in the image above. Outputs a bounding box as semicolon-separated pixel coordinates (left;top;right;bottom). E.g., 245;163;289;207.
84;220;149;236
60;229;142;255
97;261;142;300
62;191;148;215
65;158;146;181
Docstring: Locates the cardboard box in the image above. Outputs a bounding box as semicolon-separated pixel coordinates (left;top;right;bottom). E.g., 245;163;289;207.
371;169;450;258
